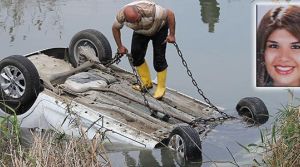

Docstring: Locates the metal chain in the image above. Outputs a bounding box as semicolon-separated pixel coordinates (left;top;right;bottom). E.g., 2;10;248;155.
103;53;122;67
86;52;157;116
173;42;235;124
96;52;152;114
126;53;157;116
105;50;234;124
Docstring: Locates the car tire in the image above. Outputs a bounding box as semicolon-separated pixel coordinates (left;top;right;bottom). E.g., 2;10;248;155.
167;126;202;161
68;29;112;67
236;97;269;124
0;55;41;115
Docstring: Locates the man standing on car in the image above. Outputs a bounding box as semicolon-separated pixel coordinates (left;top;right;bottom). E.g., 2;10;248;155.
112;0;176;100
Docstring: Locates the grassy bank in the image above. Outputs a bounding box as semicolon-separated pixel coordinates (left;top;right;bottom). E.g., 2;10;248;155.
262;103;300;166
245;97;300;167
0;112;110;167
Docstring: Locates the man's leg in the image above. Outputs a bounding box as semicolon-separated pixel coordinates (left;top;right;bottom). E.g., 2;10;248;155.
152;25;168;99
131;32;153;90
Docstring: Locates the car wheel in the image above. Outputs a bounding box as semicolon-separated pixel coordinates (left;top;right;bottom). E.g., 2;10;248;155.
0;55;41;115
236;97;269;124
167;126;202;162
68;29;112;67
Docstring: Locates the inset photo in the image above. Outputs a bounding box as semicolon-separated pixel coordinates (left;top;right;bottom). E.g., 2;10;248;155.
256;3;300;87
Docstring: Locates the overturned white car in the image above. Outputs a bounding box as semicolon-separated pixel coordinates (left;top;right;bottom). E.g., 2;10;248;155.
0;29;269;161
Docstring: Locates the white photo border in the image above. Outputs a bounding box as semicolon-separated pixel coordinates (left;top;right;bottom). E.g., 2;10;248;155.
254;1;300;90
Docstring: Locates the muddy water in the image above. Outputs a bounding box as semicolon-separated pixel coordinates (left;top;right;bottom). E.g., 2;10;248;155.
1;0;299;166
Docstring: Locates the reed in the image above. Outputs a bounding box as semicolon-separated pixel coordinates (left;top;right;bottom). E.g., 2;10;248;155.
263;103;300;167
9;130;111;167
241;92;300;167
0;103;110;167
0;103;21;166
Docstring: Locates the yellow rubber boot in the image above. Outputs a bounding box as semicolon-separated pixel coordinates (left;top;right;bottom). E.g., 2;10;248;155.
132;61;153;91
153;69;167;100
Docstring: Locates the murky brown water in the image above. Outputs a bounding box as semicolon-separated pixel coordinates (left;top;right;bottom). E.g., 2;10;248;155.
1;0;298;166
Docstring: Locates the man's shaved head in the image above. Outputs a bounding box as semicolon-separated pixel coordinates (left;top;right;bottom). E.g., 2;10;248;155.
124;6;140;23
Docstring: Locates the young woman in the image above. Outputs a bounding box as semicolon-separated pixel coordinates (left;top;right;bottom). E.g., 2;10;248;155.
257;5;300;87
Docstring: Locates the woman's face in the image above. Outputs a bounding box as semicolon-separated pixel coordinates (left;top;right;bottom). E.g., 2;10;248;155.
264;29;300;86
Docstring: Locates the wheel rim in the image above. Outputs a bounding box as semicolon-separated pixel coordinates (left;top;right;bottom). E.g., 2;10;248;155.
73;39;98;65
0;65;26;98
168;134;185;158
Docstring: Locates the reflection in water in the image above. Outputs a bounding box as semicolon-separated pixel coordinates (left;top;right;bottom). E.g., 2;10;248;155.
124;148;202;167
124;150;161;167
199;0;220;33
138;150;160;166
0;0;63;42
124;151;137;166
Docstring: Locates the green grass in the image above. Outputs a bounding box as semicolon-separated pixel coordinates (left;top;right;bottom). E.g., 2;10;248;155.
0;103;21;166
263;104;300;167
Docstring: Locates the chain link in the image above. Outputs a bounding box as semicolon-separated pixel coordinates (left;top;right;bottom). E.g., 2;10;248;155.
98;52;155;116
103;53;122;67
173;42;235;124
106;49;234;125
126;53;157;116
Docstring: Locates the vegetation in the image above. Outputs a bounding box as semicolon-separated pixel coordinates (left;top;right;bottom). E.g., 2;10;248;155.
0;105;110;167
262;102;300;166
240;93;300;167
0;106;20;166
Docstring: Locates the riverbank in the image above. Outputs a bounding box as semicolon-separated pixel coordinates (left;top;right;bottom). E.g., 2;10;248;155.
0;114;110;167
263;102;300;166
247;96;300;166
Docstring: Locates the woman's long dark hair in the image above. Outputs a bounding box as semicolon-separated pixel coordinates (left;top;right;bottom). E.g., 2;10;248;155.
257;5;300;86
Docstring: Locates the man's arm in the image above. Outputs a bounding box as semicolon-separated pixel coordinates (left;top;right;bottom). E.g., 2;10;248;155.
112;25;122;48
112;22;128;54
167;9;175;37
166;9;176;43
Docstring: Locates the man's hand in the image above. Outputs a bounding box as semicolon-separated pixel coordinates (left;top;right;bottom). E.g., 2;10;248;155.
117;45;128;55
164;35;176;44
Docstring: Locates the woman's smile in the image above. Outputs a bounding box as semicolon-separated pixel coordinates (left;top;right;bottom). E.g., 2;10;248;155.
274;65;295;75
